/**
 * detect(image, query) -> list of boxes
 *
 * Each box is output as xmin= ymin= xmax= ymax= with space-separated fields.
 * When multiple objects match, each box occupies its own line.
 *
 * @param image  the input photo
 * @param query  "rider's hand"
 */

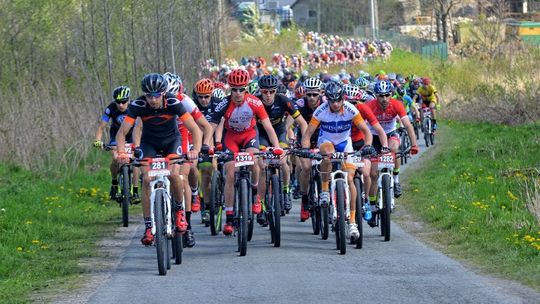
xmin=215 ymin=142 xmax=223 ymax=152
xmin=410 ymin=145 xmax=419 ymax=155
xmin=381 ymin=146 xmax=391 ymax=154
xmin=187 ymin=150 xmax=199 ymax=160
xmin=117 ymin=152 xmax=130 ymax=164
xmin=200 ymin=144 xmax=210 ymax=155
xmin=272 ymin=147 xmax=284 ymax=155
xmin=133 ymin=147 xmax=143 ymax=159
xmin=93 ymin=140 xmax=103 ymax=148
xmin=360 ymin=144 xmax=377 ymax=157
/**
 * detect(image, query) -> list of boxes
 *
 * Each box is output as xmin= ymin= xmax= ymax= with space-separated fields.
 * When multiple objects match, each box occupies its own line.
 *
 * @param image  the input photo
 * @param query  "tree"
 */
xmin=433 ymin=0 xmax=460 ymax=42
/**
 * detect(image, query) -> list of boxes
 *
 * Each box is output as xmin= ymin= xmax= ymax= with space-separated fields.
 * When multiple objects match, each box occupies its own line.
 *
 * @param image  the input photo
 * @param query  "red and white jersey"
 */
xmin=210 ymin=93 xmax=268 ymax=133
xmin=365 ymin=98 xmax=407 ymax=134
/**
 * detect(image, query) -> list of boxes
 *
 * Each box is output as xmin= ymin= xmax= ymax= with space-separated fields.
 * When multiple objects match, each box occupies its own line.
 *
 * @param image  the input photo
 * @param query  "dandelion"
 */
xmin=0 ymin=208 xmax=5 ymax=213
xmin=17 ymin=247 xmax=23 ymax=251
xmin=41 ymin=245 xmax=49 ymax=250
xmin=60 ymin=186 xmax=64 ymax=190
xmin=430 ymin=205 xmax=435 ymax=210
xmin=486 ymin=176 xmax=494 ymax=181
xmin=25 ymin=220 xmax=32 ymax=225
xmin=48 ymin=210 xmax=52 ymax=214
xmin=513 ymin=234 xmax=519 ymax=237
xmin=414 ymin=188 xmax=419 ymax=192
xmin=468 ymin=220 xmax=475 ymax=224
xmin=501 ymin=205 xmax=506 ymax=210
xmin=31 ymin=240 xmax=40 ymax=244
xmin=507 ymin=190 xmax=518 ymax=201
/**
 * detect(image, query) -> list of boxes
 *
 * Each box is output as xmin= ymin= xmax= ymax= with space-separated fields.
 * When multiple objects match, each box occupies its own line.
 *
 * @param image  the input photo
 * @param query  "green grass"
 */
xmin=0 ymin=152 xmax=138 ymax=303
xmin=397 ymin=121 xmax=540 ymax=290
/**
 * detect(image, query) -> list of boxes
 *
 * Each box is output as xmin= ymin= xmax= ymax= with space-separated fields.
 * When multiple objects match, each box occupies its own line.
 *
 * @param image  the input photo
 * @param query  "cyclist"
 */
xmin=295 ymin=77 xmax=324 ymax=222
xmin=255 ymin=74 xmax=308 ymax=220
xmin=395 ymin=86 xmax=420 ymax=124
xmin=94 ymin=86 xmax=141 ymax=203
xmin=301 ymin=81 xmax=375 ymax=241
xmin=365 ymin=80 xmax=418 ymax=226
xmin=115 ymin=73 xmax=202 ymax=246
xmin=414 ymin=76 xmax=440 ymax=130
xmin=163 ymin=72 xmax=213 ymax=247
xmin=208 ymin=69 xmax=282 ymax=236
xmin=344 ymin=84 xmax=388 ymax=202
xmin=192 ymin=78 xmax=221 ymax=226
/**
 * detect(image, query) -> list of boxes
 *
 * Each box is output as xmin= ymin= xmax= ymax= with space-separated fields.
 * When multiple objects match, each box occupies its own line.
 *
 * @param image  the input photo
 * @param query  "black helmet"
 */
xmin=258 ymin=75 xmax=278 ymax=89
xmin=324 ymin=81 xmax=344 ymax=101
xmin=141 ymin=73 xmax=168 ymax=94
xmin=276 ymin=83 xmax=287 ymax=95
xmin=112 ymin=86 xmax=131 ymax=102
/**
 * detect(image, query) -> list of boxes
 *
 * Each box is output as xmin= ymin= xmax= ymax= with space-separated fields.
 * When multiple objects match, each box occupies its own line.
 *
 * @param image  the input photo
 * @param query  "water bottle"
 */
xmin=363 ymin=202 xmax=372 ymax=220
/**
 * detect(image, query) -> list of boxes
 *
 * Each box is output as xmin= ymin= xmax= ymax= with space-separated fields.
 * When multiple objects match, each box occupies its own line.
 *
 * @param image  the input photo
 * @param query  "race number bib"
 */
xmin=148 ymin=158 xmax=170 ymax=177
xmin=234 ymin=152 xmax=255 ymax=167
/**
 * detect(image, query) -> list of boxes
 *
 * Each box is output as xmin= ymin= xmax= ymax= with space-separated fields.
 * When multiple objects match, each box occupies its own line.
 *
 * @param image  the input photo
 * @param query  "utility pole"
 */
xmin=317 ymin=0 xmax=321 ymax=32
xmin=370 ymin=0 xmax=376 ymax=39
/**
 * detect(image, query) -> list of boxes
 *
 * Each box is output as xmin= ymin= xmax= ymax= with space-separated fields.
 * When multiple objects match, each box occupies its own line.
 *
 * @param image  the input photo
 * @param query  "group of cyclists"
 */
xmin=94 ymin=62 xmax=441 ymax=249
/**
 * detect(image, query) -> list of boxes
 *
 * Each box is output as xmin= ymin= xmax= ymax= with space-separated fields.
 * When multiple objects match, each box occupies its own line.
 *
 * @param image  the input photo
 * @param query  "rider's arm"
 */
xmin=95 ymin=120 xmax=107 ymax=142
xmin=372 ymin=122 xmax=388 ymax=147
xmin=293 ymin=114 xmax=308 ymax=139
xmin=132 ymin=117 xmax=142 ymax=147
xmin=195 ymin=116 xmax=214 ymax=147
xmin=115 ymin=118 xmax=135 ymax=154
xmin=352 ymin=114 xmax=373 ymax=146
xmin=180 ymin=113 xmax=202 ymax=154
xmin=260 ymin=118 xmax=281 ymax=148
xmin=302 ymin=119 xmax=318 ymax=148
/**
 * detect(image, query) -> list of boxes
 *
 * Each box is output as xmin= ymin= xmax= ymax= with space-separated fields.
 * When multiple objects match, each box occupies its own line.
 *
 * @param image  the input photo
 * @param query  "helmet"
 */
xmin=294 ymin=84 xmax=305 ymax=99
xmin=360 ymin=90 xmax=370 ymax=102
xmin=276 ymin=84 xmax=288 ymax=95
xmin=194 ymin=78 xmax=214 ymax=95
xmin=247 ymin=80 xmax=260 ymax=95
xmin=396 ymin=74 xmax=405 ymax=84
xmin=212 ymin=88 xmax=226 ymax=100
xmin=141 ymin=73 xmax=168 ymax=94
xmin=213 ymin=81 xmax=225 ymax=89
xmin=258 ymin=75 xmax=278 ymax=89
xmin=388 ymin=73 xmax=397 ymax=81
xmin=343 ymin=84 xmax=361 ymax=101
xmin=301 ymin=70 xmax=309 ymax=77
xmin=227 ymin=69 xmax=250 ymax=87
xmin=374 ymin=80 xmax=392 ymax=95
xmin=396 ymin=87 xmax=405 ymax=97
xmin=422 ymin=77 xmax=431 ymax=85
xmin=163 ymin=72 xmax=182 ymax=95
xmin=303 ymin=77 xmax=322 ymax=90
xmin=112 ymin=86 xmax=131 ymax=102
xmin=355 ymin=77 xmax=370 ymax=89
xmin=324 ymin=81 xmax=344 ymax=101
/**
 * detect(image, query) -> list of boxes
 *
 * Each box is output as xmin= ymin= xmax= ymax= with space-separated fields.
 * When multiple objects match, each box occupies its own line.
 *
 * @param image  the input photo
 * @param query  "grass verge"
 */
xmin=396 ymin=120 xmax=540 ymax=290
xmin=0 ymin=152 xmax=138 ymax=303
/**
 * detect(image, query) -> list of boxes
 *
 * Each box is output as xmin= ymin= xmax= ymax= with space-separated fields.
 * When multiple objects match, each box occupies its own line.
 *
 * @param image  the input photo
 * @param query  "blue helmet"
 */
xmin=374 ymin=80 xmax=392 ymax=95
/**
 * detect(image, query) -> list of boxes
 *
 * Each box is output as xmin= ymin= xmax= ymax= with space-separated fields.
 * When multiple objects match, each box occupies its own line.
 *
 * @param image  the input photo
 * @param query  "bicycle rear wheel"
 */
xmin=271 ymin=174 xmax=281 ymax=247
xmin=310 ymin=177 xmax=320 ymax=235
xmin=120 ymin=165 xmax=130 ymax=227
xmin=336 ymin=180 xmax=346 ymax=255
xmin=154 ymin=190 xmax=167 ymax=275
xmin=170 ymin=200 xmax=183 ymax=265
xmin=381 ymin=175 xmax=392 ymax=242
xmin=424 ymin=119 xmax=431 ymax=147
xmin=321 ymin=205 xmax=329 ymax=240
xmin=238 ymin=179 xmax=248 ymax=256
xmin=210 ymin=170 xmax=222 ymax=236
xmin=354 ymin=177 xmax=363 ymax=249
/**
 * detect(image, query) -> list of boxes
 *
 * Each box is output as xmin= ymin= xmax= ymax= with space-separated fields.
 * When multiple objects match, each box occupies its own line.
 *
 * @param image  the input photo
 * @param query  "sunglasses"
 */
xmin=328 ymin=99 xmax=342 ymax=104
xmin=306 ymin=93 xmax=319 ymax=97
xmin=231 ymin=87 xmax=246 ymax=93
xmin=377 ymin=93 xmax=391 ymax=98
xmin=261 ymin=89 xmax=276 ymax=94
xmin=197 ymin=95 xmax=211 ymax=99
xmin=145 ymin=92 xmax=162 ymax=98
xmin=116 ymin=100 xmax=129 ymax=104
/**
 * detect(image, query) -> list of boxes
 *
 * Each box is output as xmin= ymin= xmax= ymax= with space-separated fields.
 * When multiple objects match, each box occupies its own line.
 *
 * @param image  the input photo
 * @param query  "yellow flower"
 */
xmin=41 ymin=245 xmax=49 ymax=250
xmin=17 ymin=247 xmax=23 ymax=251
xmin=60 ymin=186 xmax=64 ymax=190
xmin=25 ymin=220 xmax=32 ymax=225
xmin=414 ymin=188 xmax=419 ymax=192
xmin=486 ymin=176 xmax=494 ymax=181
xmin=430 ymin=205 xmax=435 ymax=209
xmin=48 ymin=210 xmax=52 ymax=214
xmin=31 ymin=240 xmax=40 ymax=244
xmin=507 ymin=191 xmax=518 ymax=201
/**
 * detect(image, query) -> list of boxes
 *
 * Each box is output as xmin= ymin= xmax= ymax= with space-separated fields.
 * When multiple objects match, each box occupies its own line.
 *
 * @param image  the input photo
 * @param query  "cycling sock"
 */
xmin=369 ymin=195 xmax=377 ymax=205
xmin=350 ymin=210 xmax=356 ymax=224
xmin=301 ymin=194 xmax=308 ymax=206
xmin=191 ymin=186 xmax=198 ymax=196
xmin=252 ymin=184 xmax=258 ymax=197
xmin=394 ymin=174 xmax=400 ymax=183
xmin=132 ymin=186 xmax=138 ymax=194
xmin=112 ymin=179 xmax=118 ymax=185
xmin=225 ymin=207 xmax=233 ymax=215
xmin=144 ymin=217 xmax=152 ymax=229
xmin=174 ymin=200 xmax=183 ymax=211
xmin=433 ymin=119 xmax=437 ymax=124
xmin=283 ymin=184 xmax=289 ymax=193
xmin=186 ymin=211 xmax=192 ymax=229
xmin=393 ymin=168 xmax=400 ymax=175
xmin=322 ymin=182 xmax=329 ymax=192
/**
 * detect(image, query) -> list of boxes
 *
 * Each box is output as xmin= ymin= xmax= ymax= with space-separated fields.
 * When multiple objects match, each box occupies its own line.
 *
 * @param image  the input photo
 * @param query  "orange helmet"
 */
xmin=227 ymin=69 xmax=250 ymax=87
xmin=194 ymin=78 xmax=214 ymax=95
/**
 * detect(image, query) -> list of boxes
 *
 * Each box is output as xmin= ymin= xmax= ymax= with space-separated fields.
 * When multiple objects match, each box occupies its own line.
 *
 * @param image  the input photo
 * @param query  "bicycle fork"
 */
xmin=150 ymin=177 xmax=174 ymax=237
xmin=329 ymin=170 xmax=350 ymax=221
xmin=377 ymin=171 xmax=395 ymax=211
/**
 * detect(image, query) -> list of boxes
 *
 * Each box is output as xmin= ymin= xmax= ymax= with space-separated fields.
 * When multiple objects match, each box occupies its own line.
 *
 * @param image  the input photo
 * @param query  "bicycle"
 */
xmin=104 ymin=143 xmax=134 ymax=227
xmin=370 ymin=151 xmax=397 ymax=242
xmin=209 ymin=158 xmax=225 ymax=236
xmin=397 ymin=127 xmax=411 ymax=165
xmin=350 ymin=153 xmax=370 ymax=249
xmin=421 ymin=107 xmax=435 ymax=147
xmin=260 ymin=148 xmax=287 ymax=247
xmin=132 ymin=155 xmax=185 ymax=275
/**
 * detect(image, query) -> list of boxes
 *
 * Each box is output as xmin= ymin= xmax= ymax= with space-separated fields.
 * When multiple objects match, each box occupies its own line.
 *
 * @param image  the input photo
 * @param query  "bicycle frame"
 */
xmin=149 ymin=173 xmax=174 ymax=237
xmin=376 ymin=155 xmax=395 ymax=211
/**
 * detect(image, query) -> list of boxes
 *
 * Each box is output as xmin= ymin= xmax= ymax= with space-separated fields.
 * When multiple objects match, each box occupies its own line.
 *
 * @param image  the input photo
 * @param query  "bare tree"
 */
xmin=433 ymin=0 xmax=460 ymax=42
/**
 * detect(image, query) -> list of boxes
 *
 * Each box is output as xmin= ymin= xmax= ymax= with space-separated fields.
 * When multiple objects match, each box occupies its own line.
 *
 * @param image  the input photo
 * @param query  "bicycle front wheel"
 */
xmin=154 ymin=190 xmax=167 ymax=275
xmin=310 ymin=177 xmax=320 ymax=235
xmin=271 ymin=174 xmax=281 ymax=247
xmin=239 ymin=179 xmax=249 ymax=256
xmin=336 ymin=180 xmax=346 ymax=255
xmin=381 ymin=175 xmax=392 ymax=242
xmin=354 ymin=177 xmax=363 ymax=249
xmin=120 ymin=165 xmax=130 ymax=227
xmin=210 ymin=170 xmax=222 ymax=236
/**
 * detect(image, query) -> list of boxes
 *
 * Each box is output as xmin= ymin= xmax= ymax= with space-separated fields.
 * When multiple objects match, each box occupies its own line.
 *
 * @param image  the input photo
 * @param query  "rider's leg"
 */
xmin=319 ymin=142 xmax=335 ymax=193
xmin=346 ymin=165 xmax=357 ymax=223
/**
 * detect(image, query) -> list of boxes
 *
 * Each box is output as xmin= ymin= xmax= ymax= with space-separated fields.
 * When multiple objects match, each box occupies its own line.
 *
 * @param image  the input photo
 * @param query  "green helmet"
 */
xmin=247 ymin=80 xmax=260 ymax=95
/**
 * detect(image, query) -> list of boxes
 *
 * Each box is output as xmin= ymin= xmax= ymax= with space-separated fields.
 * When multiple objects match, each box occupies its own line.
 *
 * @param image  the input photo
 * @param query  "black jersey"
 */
xmin=255 ymin=93 xmax=300 ymax=137
xmin=193 ymin=95 xmax=221 ymax=122
xmin=101 ymin=102 xmax=129 ymax=134
xmin=126 ymin=93 xmax=189 ymax=141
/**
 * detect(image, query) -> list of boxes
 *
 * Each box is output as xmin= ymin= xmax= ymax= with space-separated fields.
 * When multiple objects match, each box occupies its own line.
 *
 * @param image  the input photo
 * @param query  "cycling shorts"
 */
xmin=259 ymin=129 xmax=288 ymax=149
xmin=139 ymin=136 xmax=182 ymax=160
xmin=372 ymin=132 xmax=399 ymax=154
xmin=222 ymin=128 xmax=259 ymax=154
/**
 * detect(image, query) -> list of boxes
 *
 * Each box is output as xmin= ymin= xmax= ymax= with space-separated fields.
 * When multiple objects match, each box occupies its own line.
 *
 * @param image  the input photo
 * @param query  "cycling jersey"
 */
xmin=125 ymin=93 xmax=189 ymax=141
xmin=101 ymin=102 xmax=133 ymax=143
xmin=309 ymin=101 xmax=364 ymax=151
xmin=255 ymin=93 xmax=300 ymax=141
xmin=365 ymin=98 xmax=407 ymax=135
xmin=295 ymin=97 xmax=322 ymax=147
xmin=194 ymin=95 xmax=221 ymax=122
xmin=417 ymin=85 xmax=437 ymax=104
xmin=175 ymin=93 xmax=203 ymax=153
xmin=351 ymin=103 xmax=378 ymax=143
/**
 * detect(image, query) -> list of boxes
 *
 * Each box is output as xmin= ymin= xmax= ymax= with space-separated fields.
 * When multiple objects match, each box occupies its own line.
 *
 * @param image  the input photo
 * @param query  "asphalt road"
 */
xmin=87 ymin=135 xmax=539 ymax=304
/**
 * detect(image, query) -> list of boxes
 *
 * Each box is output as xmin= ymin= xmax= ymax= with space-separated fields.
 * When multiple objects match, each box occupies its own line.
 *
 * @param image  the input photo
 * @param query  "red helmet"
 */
xmin=213 ymin=81 xmax=225 ymax=89
xmin=422 ymin=77 xmax=431 ymax=85
xmin=227 ymin=69 xmax=250 ymax=87
xmin=294 ymin=85 xmax=305 ymax=99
